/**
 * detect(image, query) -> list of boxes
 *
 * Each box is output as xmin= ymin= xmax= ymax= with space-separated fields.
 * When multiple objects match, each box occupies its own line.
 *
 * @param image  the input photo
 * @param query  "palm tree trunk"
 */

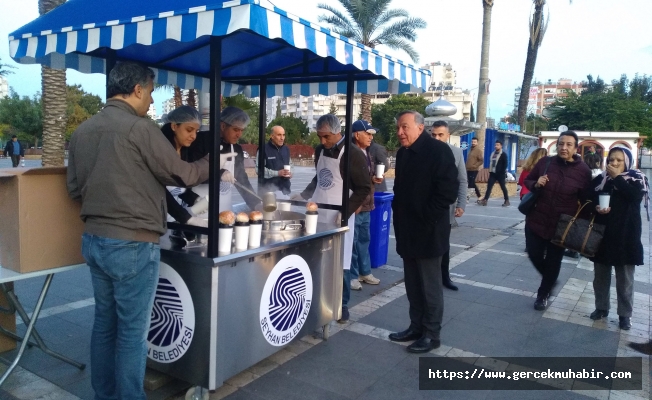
xmin=476 ymin=0 xmax=494 ymax=152
xmin=360 ymin=94 xmax=372 ymax=123
xmin=40 ymin=0 xmax=66 ymax=167
xmin=517 ymin=1 xmax=545 ymax=131
xmin=174 ymin=86 xmax=183 ymax=108
xmin=186 ymin=89 xmax=197 ymax=108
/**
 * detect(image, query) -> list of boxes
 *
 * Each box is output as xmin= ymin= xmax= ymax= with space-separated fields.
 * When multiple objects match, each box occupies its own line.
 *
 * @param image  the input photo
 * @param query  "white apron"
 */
xmin=219 ymin=144 xmax=235 ymax=212
xmin=310 ymin=148 xmax=355 ymax=270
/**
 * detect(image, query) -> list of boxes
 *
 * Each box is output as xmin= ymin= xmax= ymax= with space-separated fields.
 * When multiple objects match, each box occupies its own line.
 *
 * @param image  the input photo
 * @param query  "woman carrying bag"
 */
xmin=523 ymin=131 xmax=591 ymax=311
xmin=588 ymin=146 xmax=648 ymax=330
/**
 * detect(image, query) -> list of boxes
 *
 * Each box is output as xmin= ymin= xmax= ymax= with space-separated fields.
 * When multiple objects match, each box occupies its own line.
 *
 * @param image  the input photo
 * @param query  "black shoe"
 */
xmin=628 ymin=340 xmax=652 ymax=355
xmin=443 ymin=279 xmax=459 ymax=291
xmin=389 ymin=328 xmax=422 ymax=342
xmin=407 ymin=337 xmax=441 ymax=353
xmin=619 ymin=316 xmax=631 ymax=330
xmin=589 ymin=309 xmax=609 ymax=320
xmin=337 ymin=307 xmax=349 ymax=324
xmin=534 ymin=296 xmax=548 ymax=311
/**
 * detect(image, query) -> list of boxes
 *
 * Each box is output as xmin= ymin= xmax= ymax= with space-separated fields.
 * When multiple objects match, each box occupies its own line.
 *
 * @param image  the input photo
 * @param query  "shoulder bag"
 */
xmin=518 ymin=156 xmax=552 ymax=215
xmin=551 ymin=201 xmax=606 ymax=257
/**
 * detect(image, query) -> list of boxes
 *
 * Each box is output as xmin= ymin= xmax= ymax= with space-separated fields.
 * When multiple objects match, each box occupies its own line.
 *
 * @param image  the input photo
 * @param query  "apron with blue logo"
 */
xmin=310 ymin=147 xmax=355 ymax=270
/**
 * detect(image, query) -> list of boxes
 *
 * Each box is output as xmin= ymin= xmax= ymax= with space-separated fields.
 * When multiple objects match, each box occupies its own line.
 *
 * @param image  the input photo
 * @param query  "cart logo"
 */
xmin=147 ymin=263 xmax=195 ymax=363
xmin=318 ymin=168 xmax=335 ymax=190
xmin=260 ymin=255 xmax=313 ymax=346
xmin=461 ymin=141 xmax=468 ymax=150
xmin=220 ymin=181 xmax=232 ymax=194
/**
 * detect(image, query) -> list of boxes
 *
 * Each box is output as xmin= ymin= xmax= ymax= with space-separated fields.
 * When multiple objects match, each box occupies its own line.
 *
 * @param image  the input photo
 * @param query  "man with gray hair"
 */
xmin=67 ymin=62 xmax=210 ymax=399
xmin=293 ymin=114 xmax=371 ymax=322
xmin=389 ymin=110 xmax=458 ymax=353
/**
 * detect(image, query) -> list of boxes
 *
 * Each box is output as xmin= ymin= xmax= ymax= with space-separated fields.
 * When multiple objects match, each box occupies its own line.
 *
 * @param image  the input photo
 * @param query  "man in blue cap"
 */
xmin=350 ymin=120 xmax=384 ymax=291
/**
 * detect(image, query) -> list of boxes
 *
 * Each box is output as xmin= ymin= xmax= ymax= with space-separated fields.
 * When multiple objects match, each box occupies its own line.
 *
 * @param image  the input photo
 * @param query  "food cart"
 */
xmin=9 ymin=0 xmax=430 ymax=393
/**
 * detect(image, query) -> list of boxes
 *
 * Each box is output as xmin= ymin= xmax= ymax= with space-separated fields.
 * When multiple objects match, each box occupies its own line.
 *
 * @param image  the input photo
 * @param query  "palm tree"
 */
xmin=475 ymin=0 xmax=494 ymax=151
xmin=0 ymin=57 xmax=16 ymax=77
xmin=317 ymin=0 xmax=426 ymax=124
xmin=516 ymin=1 xmax=571 ymax=132
xmin=40 ymin=0 xmax=67 ymax=167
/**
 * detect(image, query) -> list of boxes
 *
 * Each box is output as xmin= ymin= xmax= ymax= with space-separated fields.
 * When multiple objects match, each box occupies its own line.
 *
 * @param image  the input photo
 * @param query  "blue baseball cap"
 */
xmin=351 ymin=120 xmax=377 ymax=134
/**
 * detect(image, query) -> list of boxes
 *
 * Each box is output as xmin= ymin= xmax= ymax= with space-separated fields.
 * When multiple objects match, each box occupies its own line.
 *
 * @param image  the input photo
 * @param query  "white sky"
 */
xmin=0 ymin=0 xmax=650 ymax=121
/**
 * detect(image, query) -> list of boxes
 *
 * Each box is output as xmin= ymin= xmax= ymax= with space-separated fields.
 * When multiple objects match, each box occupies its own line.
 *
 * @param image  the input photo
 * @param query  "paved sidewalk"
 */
xmin=0 ymin=164 xmax=650 ymax=399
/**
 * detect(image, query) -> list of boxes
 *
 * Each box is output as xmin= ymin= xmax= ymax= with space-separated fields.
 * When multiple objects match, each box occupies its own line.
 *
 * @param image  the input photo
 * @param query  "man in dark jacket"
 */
xmin=368 ymin=140 xmax=389 ymax=192
xmin=389 ymin=111 xmax=458 ymax=353
xmin=3 ymin=135 xmax=23 ymax=167
xmin=257 ymin=125 xmax=292 ymax=195
xmin=479 ymin=140 xmax=509 ymax=206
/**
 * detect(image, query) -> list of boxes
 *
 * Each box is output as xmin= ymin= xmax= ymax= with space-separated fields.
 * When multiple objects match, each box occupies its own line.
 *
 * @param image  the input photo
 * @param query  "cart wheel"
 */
xmin=322 ymin=323 xmax=330 ymax=340
xmin=185 ymin=386 xmax=209 ymax=400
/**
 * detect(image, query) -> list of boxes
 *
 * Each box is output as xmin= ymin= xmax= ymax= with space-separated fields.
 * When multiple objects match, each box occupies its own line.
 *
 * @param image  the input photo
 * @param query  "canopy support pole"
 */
xmin=341 ymin=75 xmax=354 ymax=227
xmin=257 ymin=80 xmax=267 ymax=191
xmin=208 ymin=37 xmax=223 ymax=258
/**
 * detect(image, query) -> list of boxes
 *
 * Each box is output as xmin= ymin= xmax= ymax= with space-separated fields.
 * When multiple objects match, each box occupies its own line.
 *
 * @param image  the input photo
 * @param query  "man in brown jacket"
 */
xmin=465 ymin=137 xmax=484 ymax=198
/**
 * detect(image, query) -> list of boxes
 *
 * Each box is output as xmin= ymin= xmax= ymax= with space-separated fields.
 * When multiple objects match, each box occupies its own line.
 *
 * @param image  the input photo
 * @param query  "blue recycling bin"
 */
xmin=369 ymin=192 xmax=394 ymax=268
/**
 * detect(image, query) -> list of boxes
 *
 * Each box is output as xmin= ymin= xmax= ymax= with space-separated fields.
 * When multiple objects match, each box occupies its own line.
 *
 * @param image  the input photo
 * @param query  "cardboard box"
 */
xmin=0 ymin=167 xmax=85 ymax=273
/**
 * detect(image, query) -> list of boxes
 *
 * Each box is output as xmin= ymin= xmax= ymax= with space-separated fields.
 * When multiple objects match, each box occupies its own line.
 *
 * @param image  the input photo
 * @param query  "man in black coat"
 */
xmin=389 ymin=111 xmax=459 ymax=353
xmin=3 ymin=135 xmax=23 ymax=168
xmin=479 ymin=140 xmax=510 ymax=206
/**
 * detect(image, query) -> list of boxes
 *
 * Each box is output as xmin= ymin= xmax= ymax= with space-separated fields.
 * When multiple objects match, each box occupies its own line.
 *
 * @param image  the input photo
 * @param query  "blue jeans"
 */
xmin=82 ymin=233 xmax=160 ymax=400
xmin=342 ymin=269 xmax=350 ymax=308
xmin=350 ymin=212 xmax=372 ymax=280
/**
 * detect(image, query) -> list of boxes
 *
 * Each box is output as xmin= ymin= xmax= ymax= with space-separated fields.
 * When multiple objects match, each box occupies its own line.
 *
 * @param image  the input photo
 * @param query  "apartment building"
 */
xmin=0 ymin=76 xmax=8 ymax=99
xmin=514 ymin=78 xmax=585 ymax=116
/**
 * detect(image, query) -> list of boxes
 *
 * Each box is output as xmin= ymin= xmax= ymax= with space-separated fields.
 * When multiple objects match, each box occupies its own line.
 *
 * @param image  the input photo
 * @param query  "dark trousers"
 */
xmin=467 ymin=171 xmax=480 ymax=196
xmin=441 ymin=224 xmax=453 ymax=282
xmin=403 ymin=256 xmax=444 ymax=340
xmin=525 ymin=226 xmax=565 ymax=298
xmin=10 ymin=155 xmax=20 ymax=168
xmin=483 ymin=172 xmax=509 ymax=201
xmin=342 ymin=269 xmax=350 ymax=308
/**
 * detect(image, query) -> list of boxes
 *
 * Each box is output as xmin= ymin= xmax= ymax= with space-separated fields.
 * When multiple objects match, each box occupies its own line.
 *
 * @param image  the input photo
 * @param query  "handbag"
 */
xmin=518 ymin=157 xmax=552 ymax=215
xmin=551 ymin=201 xmax=606 ymax=257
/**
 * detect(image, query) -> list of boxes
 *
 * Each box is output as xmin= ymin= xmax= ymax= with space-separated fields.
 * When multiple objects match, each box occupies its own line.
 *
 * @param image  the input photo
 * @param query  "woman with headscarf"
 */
xmin=588 ymin=146 xmax=649 ymax=330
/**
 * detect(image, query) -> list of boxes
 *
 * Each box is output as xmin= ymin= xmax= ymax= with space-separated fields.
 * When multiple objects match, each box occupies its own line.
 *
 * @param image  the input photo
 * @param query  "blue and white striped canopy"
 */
xmin=9 ymin=0 xmax=430 ymax=97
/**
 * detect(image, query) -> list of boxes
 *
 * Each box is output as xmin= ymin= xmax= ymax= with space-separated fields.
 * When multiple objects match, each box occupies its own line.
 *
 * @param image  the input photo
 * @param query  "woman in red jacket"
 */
xmin=518 ymin=148 xmax=547 ymax=199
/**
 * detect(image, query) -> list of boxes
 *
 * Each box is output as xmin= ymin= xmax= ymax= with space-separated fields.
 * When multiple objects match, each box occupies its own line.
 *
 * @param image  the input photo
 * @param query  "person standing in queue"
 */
xmin=431 ymin=120 xmax=467 ymax=291
xmin=368 ymin=139 xmax=390 ymax=192
xmin=479 ymin=141 xmax=509 ymax=207
xmin=350 ymin=120 xmax=383 ymax=291
xmin=256 ymin=125 xmax=292 ymax=195
xmin=292 ymin=114 xmax=371 ymax=323
xmin=523 ymin=131 xmax=591 ymax=311
xmin=66 ymin=62 xmax=210 ymax=400
xmin=466 ymin=137 xmax=483 ymax=199
xmin=389 ymin=111 xmax=458 ymax=353
xmin=188 ymin=106 xmax=261 ymax=212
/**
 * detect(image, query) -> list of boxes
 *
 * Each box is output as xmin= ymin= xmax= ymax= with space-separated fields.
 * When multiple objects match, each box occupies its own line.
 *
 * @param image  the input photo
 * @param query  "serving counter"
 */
xmin=146 ymin=223 xmax=346 ymax=391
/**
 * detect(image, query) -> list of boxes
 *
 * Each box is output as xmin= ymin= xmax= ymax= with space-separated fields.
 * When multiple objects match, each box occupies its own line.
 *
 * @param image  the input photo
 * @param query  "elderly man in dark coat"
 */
xmin=389 ymin=111 xmax=459 ymax=353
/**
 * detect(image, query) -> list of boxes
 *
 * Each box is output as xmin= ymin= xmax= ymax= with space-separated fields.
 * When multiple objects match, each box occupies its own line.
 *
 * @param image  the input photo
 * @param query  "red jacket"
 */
xmin=518 ymin=170 xmax=530 ymax=199
xmin=524 ymin=155 xmax=591 ymax=240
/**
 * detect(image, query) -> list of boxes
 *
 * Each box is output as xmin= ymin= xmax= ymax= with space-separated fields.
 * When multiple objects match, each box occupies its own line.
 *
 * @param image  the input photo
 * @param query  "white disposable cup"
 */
xmin=234 ymin=225 xmax=250 ymax=250
xmin=249 ymin=223 xmax=263 ymax=248
xmin=375 ymin=164 xmax=385 ymax=179
xmin=218 ymin=227 xmax=233 ymax=253
xmin=599 ymin=194 xmax=610 ymax=210
xmin=190 ymin=195 xmax=209 ymax=215
xmin=284 ymin=165 xmax=291 ymax=171
xmin=305 ymin=213 xmax=318 ymax=234
xmin=278 ymin=202 xmax=291 ymax=211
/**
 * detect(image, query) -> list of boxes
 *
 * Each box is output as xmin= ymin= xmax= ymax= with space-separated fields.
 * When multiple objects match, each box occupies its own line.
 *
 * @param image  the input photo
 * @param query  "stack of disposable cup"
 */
xmin=305 ymin=210 xmax=318 ymax=234
xmin=249 ymin=218 xmax=263 ymax=248
xmin=234 ymin=222 xmax=249 ymax=250
xmin=218 ymin=224 xmax=233 ymax=253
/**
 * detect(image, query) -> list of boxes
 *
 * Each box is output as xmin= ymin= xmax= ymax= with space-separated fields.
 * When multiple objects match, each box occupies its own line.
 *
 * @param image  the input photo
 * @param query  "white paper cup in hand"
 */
xmin=599 ymin=194 xmax=610 ymax=210
xmin=305 ymin=212 xmax=318 ymax=234
xmin=218 ymin=227 xmax=233 ymax=253
xmin=249 ymin=222 xmax=262 ymax=248
xmin=284 ymin=165 xmax=291 ymax=171
xmin=234 ymin=224 xmax=250 ymax=250
xmin=375 ymin=164 xmax=385 ymax=179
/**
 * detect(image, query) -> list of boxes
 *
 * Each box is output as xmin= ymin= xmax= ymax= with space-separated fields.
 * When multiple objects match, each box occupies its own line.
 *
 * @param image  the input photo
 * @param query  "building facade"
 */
xmin=514 ymin=78 xmax=585 ymax=116
xmin=0 ymin=76 xmax=8 ymax=99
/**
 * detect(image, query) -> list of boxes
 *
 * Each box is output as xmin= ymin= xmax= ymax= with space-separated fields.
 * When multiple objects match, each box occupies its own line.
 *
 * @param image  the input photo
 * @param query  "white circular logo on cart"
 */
xmin=147 ymin=263 xmax=195 ymax=363
xmin=260 ymin=255 xmax=313 ymax=346
xmin=318 ymin=168 xmax=335 ymax=190
xmin=383 ymin=211 xmax=388 ymax=222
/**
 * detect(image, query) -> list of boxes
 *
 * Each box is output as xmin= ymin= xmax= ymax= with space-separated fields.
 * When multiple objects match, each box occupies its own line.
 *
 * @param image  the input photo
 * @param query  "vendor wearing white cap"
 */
xmin=292 ymin=114 xmax=371 ymax=323
xmin=188 ymin=106 xmax=261 ymax=212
